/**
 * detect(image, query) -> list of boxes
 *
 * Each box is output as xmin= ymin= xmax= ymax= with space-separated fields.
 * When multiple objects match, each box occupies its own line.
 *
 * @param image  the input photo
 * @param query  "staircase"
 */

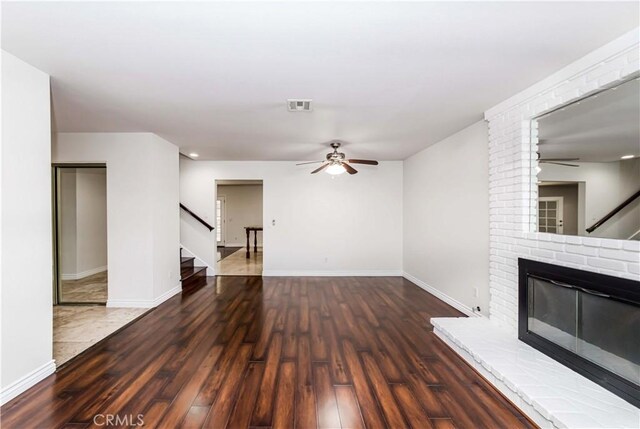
xmin=180 ymin=250 xmax=208 ymax=290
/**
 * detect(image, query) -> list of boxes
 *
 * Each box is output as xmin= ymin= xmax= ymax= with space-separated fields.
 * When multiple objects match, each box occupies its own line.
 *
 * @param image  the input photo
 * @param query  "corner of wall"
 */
xmin=1 ymin=51 xmax=53 ymax=405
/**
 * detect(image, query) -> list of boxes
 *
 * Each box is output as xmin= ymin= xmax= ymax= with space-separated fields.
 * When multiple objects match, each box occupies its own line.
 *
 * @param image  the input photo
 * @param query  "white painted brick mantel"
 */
xmin=484 ymin=28 xmax=640 ymax=330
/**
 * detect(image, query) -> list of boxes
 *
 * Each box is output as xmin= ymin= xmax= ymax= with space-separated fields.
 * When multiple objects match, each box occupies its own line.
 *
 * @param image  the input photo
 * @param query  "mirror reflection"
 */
xmin=56 ymin=167 xmax=108 ymax=303
xmin=535 ymin=78 xmax=640 ymax=240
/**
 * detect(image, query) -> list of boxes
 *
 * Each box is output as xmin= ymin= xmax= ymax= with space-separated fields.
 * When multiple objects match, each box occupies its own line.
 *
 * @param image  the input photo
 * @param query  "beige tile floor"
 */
xmin=60 ymin=271 xmax=107 ymax=303
xmin=216 ymin=247 xmax=263 ymax=276
xmin=53 ymin=306 xmax=148 ymax=366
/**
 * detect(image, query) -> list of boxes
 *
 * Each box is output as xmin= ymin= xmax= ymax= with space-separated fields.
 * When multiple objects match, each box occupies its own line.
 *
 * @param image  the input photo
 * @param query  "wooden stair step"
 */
xmin=180 ymin=256 xmax=195 ymax=268
xmin=181 ymin=265 xmax=207 ymax=291
xmin=180 ymin=265 xmax=206 ymax=281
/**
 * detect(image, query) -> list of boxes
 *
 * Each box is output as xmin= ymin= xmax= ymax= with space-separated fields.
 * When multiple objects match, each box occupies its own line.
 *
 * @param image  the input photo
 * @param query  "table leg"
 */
xmin=246 ymin=229 xmax=250 ymax=258
xmin=254 ymin=231 xmax=258 ymax=253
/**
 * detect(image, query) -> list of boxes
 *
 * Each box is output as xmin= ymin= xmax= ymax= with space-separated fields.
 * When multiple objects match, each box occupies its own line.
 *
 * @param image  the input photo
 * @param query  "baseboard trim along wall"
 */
xmin=107 ymin=299 xmax=156 ymax=308
xmin=0 ymin=359 xmax=56 ymax=406
xmin=262 ymin=270 xmax=403 ymax=277
xmin=106 ymin=283 xmax=182 ymax=309
xmin=403 ymin=272 xmax=482 ymax=318
xmin=60 ymin=266 xmax=107 ymax=281
xmin=152 ymin=284 xmax=182 ymax=307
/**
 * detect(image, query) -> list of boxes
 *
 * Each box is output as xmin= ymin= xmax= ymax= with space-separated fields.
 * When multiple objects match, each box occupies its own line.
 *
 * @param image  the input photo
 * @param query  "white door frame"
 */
xmin=216 ymin=195 xmax=226 ymax=246
xmin=539 ymin=196 xmax=564 ymax=235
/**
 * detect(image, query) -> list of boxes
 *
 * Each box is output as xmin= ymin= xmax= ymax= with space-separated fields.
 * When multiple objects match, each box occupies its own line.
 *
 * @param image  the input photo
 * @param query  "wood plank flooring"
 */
xmin=0 ymin=276 xmax=537 ymax=428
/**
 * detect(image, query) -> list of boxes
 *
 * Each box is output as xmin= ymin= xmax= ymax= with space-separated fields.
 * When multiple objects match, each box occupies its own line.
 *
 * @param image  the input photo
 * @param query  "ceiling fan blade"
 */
xmin=342 ymin=162 xmax=358 ymax=175
xmin=541 ymin=161 xmax=580 ymax=167
xmin=539 ymin=158 xmax=580 ymax=162
xmin=311 ymin=163 xmax=330 ymax=174
xmin=347 ymin=159 xmax=379 ymax=165
xmin=296 ymin=160 xmax=324 ymax=166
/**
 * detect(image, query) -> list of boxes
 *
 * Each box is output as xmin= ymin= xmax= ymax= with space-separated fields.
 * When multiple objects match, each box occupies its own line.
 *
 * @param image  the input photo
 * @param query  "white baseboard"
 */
xmin=181 ymin=244 xmax=216 ymax=276
xmin=152 ymin=284 xmax=182 ymax=307
xmin=262 ymin=270 xmax=403 ymax=277
xmin=0 ymin=359 xmax=56 ymax=406
xmin=60 ymin=266 xmax=107 ymax=281
xmin=107 ymin=299 xmax=155 ymax=308
xmin=107 ymin=283 xmax=181 ymax=309
xmin=403 ymin=272 xmax=482 ymax=318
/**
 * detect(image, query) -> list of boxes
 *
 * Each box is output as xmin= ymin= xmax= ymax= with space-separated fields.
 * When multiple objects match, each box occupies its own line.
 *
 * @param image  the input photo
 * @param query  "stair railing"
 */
xmin=586 ymin=189 xmax=640 ymax=234
xmin=180 ymin=203 xmax=214 ymax=231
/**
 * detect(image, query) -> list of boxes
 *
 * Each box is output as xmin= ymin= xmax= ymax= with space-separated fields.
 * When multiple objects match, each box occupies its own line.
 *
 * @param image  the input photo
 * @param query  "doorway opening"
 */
xmin=539 ymin=182 xmax=581 ymax=236
xmin=53 ymin=165 xmax=108 ymax=304
xmin=52 ymin=165 xmax=147 ymax=367
xmin=215 ymin=180 xmax=263 ymax=276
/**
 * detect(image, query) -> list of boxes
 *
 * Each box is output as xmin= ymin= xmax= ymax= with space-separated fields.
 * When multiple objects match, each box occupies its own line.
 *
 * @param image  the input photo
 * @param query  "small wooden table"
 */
xmin=245 ymin=226 xmax=263 ymax=258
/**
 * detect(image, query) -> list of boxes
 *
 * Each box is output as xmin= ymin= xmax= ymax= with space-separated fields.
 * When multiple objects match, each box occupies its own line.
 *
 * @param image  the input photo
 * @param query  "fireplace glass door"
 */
xmin=528 ymin=276 xmax=640 ymax=386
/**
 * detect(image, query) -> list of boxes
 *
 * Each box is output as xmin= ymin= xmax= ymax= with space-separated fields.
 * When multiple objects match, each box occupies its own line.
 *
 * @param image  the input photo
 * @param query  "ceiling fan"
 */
xmin=297 ymin=141 xmax=379 ymax=175
xmin=537 ymin=153 xmax=580 ymax=167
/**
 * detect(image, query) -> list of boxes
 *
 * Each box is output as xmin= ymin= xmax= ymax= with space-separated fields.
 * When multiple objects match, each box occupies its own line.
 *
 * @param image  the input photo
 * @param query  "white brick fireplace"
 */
xmin=433 ymin=28 xmax=640 ymax=429
xmin=485 ymin=29 xmax=640 ymax=330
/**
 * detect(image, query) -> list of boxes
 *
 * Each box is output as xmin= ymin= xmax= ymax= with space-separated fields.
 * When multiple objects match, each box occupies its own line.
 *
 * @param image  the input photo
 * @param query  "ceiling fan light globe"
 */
xmin=326 ymin=163 xmax=346 ymax=175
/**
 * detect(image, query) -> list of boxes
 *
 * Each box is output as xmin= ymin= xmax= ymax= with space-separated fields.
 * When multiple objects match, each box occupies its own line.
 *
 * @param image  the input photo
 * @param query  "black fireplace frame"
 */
xmin=518 ymin=258 xmax=640 ymax=407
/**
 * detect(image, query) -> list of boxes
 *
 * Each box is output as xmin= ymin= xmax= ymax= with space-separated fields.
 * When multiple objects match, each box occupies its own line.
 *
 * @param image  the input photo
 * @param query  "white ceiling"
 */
xmin=2 ymin=2 xmax=638 ymax=160
xmin=539 ymin=78 xmax=640 ymax=162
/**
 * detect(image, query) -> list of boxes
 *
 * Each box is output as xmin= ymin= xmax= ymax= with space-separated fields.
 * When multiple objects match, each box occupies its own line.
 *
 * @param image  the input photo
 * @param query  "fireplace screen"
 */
xmin=519 ymin=258 xmax=640 ymax=407
xmin=528 ymin=276 xmax=639 ymax=385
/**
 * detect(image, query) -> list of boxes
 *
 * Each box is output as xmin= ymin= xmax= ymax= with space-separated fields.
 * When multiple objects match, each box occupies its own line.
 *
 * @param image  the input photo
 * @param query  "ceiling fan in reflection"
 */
xmin=537 ymin=153 xmax=580 ymax=167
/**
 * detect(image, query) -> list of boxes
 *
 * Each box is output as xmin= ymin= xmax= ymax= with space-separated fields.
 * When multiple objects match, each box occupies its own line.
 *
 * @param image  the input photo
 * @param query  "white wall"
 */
xmin=59 ymin=169 xmax=108 ymax=279
xmin=53 ymin=133 xmax=180 ymax=307
xmin=180 ymin=159 xmax=403 ymax=275
xmin=150 ymin=134 xmax=181 ymax=300
xmin=217 ymin=184 xmax=263 ymax=247
xmin=58 ymin=168 xmax=107 ymax=280
xmin=59 ymin=170 xmax=78 ymax=276
xmin=539 ymin=159 xmax=640 ymax=239
xmin=75 ymin=169 xmax=107 ymax=275
xmin=403 ymin=121 xmax=490 ymax=316
xmin=1 ymin=51 xmax=54 ymax=404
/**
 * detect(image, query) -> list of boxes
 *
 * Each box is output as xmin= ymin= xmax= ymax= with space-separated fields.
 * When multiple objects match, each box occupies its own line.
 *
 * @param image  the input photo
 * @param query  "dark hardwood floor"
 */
xmin=0 ymin=276 xmax=537 ymax=428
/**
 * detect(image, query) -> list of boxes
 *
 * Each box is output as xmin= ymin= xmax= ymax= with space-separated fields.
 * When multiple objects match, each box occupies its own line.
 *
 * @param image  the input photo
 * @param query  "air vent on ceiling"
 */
xmin=287 ymin=99 xmax=313 ymax=112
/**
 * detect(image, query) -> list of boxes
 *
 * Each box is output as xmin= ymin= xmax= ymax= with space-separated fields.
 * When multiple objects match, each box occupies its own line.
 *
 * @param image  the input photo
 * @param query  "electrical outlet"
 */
xmin=473 ymin=287 xmax=478 ymax=298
